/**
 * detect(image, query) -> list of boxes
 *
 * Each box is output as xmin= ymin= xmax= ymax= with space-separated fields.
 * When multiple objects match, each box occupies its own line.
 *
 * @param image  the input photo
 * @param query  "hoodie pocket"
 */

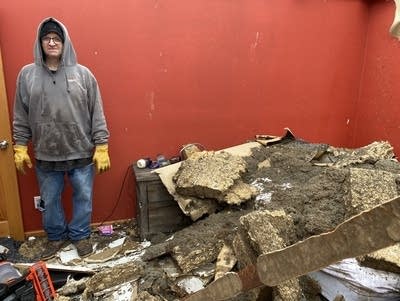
xmin=34 ymin=122 xmax=92 ymax=158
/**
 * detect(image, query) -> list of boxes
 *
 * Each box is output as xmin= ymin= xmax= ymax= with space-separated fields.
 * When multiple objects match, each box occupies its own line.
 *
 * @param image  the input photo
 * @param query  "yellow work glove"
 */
xmin=93 ymin=144 xmax=111 ymax=174
xmin=13 ymin=145 xmax=32 ymax=174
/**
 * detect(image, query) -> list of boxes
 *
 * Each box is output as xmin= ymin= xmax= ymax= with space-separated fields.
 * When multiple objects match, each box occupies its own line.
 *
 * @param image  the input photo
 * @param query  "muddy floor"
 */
xmin=2 ymin=137 xmax=400 ymax=300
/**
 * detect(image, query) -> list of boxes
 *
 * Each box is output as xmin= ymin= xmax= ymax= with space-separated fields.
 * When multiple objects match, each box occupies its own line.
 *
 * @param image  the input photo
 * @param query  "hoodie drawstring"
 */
xmin=64 ymin=69 xmax=70 ymax=93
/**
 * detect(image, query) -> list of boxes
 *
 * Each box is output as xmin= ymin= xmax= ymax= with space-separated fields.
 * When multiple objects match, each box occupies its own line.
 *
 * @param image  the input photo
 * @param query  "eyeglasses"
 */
xmin=41 ymin=36 xmax=62 ymax=44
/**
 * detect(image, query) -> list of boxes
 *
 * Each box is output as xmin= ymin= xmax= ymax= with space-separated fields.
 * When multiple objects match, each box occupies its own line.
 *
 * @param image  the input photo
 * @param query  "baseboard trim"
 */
xmin=23 ymin=218 xmax=135 ymax=238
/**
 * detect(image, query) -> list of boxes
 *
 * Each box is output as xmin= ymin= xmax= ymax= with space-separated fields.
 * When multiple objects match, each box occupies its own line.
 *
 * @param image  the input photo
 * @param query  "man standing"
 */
xmin=13 ymin=17 xmax=110 ymax=260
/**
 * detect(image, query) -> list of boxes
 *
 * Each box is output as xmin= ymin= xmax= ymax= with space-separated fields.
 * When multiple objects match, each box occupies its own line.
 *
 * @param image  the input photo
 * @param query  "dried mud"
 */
xmin=4 ymin=139 xmax=400 ymax=300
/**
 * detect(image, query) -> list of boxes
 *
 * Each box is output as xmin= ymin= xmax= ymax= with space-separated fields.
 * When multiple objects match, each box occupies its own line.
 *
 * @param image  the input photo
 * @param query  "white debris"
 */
xmin=108 ymin=237 xmax=126 ymax=248
xmin=0 ymin=245 xmax=9 ymax=255
xmin=281 ymin=182 xmax=292 ymax=190
xmin=309 ymin=258 xmax=400 ymax=301
xmin=255 ymin=192 xmax=272 ymax=203
xmin=176 ymin=276 xmax=205 ymax=294
xmin=92 ymin=281 xmax=137 ymax=301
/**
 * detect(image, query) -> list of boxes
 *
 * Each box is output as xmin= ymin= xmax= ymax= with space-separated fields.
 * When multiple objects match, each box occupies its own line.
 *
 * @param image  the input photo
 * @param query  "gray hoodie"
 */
xmin=13 ymin=17 xmax=109 ymax=161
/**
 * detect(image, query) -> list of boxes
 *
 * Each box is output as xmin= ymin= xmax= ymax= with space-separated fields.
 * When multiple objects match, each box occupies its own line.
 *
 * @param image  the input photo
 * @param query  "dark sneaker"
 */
xmin=73 ymin=239 xmax=93 ymax=257
xmin=41 ymin=240 xmax=69 ymax=260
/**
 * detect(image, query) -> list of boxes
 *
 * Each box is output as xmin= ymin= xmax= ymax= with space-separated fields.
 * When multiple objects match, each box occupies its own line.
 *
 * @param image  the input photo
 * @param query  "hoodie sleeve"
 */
xmin=13 ymin=69 xmax=32 ymax=146
xmin=85 ymin=67 xmax=109 ymax=145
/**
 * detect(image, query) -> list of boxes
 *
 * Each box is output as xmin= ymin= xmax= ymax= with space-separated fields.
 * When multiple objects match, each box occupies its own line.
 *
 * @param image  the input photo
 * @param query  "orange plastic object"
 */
xmin=26 ymin=261 xmax=56 ymax=301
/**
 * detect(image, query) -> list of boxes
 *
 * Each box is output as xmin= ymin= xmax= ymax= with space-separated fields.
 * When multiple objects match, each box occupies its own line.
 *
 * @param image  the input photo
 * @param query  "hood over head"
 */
xmin=34 ymin=17 xmax=77 ymax=67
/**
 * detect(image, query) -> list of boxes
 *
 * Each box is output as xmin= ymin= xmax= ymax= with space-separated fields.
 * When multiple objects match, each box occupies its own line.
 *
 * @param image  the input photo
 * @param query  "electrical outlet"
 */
xmin=33 ymin=196 xmax=44 ymax=211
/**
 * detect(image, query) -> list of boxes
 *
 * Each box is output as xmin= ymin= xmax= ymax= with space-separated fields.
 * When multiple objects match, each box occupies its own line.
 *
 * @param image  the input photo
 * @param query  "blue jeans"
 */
xmin=35 ymin=164 xmax=95 ymax=241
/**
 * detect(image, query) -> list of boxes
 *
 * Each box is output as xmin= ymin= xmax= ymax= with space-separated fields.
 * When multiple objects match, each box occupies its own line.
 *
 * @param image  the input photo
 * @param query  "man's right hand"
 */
xmin=92 ymin=144 xmax=111 ymax=174
xmin=13 ymin=145 xmax=32 ymax=174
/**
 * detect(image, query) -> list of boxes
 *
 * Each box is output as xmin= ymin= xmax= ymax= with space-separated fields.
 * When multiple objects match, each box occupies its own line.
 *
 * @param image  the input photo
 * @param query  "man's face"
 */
xmin=41 ymin=33 xmax=63 ymax=60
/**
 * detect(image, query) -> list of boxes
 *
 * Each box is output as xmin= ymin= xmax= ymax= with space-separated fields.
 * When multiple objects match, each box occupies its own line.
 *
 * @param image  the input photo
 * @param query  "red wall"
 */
xmin=0 ymin=1 xmax=371 ymax=232
xmin=353 ymin=1 xmax=400 ymax=151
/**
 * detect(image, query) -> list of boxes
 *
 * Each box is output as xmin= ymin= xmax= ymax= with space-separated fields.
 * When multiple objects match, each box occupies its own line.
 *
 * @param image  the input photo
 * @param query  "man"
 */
xmin=13 ymin=17 xmax=110 ymax=260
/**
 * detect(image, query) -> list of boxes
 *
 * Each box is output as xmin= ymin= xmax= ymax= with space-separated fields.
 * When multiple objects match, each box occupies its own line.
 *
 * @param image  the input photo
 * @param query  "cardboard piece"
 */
xmin=257 ymin=196 xmax=400 ymax=286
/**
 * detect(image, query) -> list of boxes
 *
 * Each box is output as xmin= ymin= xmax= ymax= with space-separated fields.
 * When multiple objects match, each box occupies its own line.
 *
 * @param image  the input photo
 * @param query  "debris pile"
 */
xmin=2 ymin=133 xmax=400 ymax=300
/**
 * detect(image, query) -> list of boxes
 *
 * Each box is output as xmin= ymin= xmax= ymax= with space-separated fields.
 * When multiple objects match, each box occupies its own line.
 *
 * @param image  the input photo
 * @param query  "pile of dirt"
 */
xmin=3 ymin=137 xmax=400 ymax=301
xmin=133 ymin=138 xmax=400 ymax=300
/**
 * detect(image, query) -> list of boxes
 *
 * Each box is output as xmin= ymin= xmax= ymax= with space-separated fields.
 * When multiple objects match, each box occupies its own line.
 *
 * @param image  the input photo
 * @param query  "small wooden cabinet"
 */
xmin=133 ymin=166 xmax=191 ymax=240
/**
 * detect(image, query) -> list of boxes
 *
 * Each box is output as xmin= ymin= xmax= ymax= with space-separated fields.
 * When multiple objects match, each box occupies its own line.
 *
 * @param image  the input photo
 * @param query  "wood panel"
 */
xmin=0 ymin=220 xmax=10 ymax=237
xmin=0 ymin=46 xmax=25 ymax=240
